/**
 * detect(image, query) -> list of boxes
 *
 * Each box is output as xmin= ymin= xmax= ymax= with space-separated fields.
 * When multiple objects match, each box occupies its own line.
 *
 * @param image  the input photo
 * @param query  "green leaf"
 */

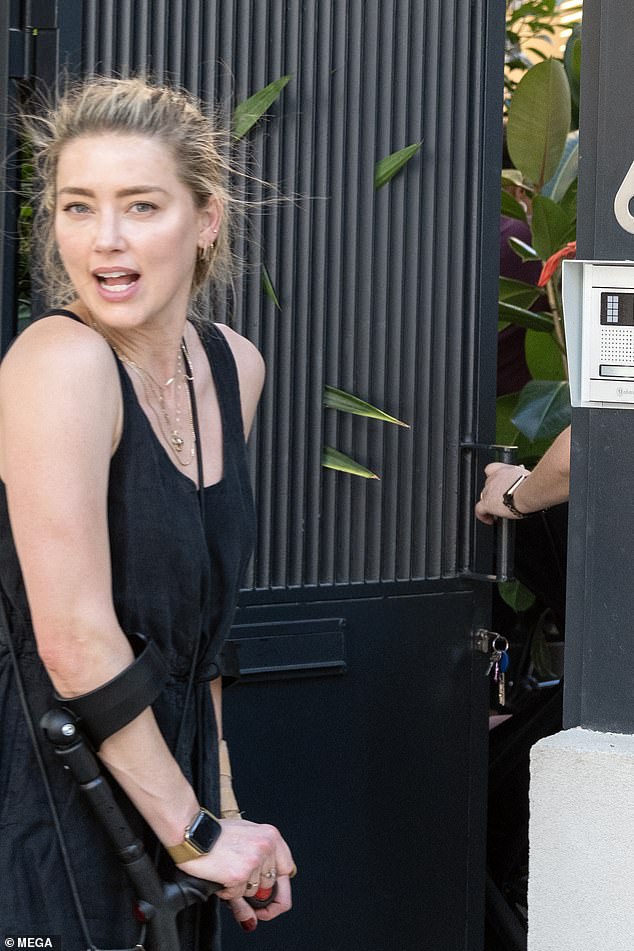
xmin=511 ymin=380 xmax=571 ymax=442
xmin=374 ymin=143 xmax=421 ymax=190
xmin=506 ymin=59 xmax=571 ymax=188
xmin=564 ymin=25 xmax=582 ymax=122
xmin=499 ymin=276 xmax=543 ymax=309
xmin=559 ymin=178 xmax=578 ymax=219
xmin=508 ymin=236 xmax=540 ymax=261
xmin=233 ymin=75 xmax=292 ymax=140
xmin=498 ymin=579 xmax=536 ymax=613
xmin=323 ymin=385 xmax=409 ymax=427
xmin=499 ymin=300 xmax=553 ymax=332
xmin=530 ymin=194 xmax=574 ymax=261
xmin=507 ymin=1 xmax=557 ymax=26
xmin=525 ymin=329 xmax=566 ymax=381
xmin=501 ymin=190 xmax=528 ymax=222
xmin=496 ymin=393 xmax=551 ymax=464
xmin=261 ymin=264 xmax=281 ymax=309
xmin=322 ymin=446 xmax=380 ymax=480
xmin=541 ymin=132 xmax=578 ymax=204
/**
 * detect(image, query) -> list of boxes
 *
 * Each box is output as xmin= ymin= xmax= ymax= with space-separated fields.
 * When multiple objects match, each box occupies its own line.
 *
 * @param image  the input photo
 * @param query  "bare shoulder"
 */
xmin=0 ymin=316 xmax=121 ymax=473
xmin=214 ymin=324 xmax=265 ymax=436
xmin=1 ymin=314 xmax=117 ymax=384
xmin=215 ymin=324 xmax=265 ymax=392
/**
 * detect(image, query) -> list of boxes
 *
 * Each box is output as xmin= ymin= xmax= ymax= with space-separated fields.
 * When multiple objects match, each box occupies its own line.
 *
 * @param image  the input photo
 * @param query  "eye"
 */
xmin=62 ymin=202 xmax=91 ymax=215
xmin=130 ymin=201 xmax=158 ymax=214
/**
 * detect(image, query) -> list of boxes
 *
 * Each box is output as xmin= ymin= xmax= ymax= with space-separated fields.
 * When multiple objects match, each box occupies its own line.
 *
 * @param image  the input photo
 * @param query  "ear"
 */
xmin=198 ymin=196 xmax=223 ymax=249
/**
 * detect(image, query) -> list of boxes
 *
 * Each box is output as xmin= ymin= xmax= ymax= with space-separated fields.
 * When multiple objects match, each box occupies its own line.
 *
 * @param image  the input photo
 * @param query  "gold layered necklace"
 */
xmin=113 ymin=339 xmax=197 ymax=466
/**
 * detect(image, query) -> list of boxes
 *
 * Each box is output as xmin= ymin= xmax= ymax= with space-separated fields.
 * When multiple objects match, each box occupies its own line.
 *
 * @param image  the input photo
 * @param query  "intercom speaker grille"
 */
xmin=600 ymin=328 xmax=634 ymax=363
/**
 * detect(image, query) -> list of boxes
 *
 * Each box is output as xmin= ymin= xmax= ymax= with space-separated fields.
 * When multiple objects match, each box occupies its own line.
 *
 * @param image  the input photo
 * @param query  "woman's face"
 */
xmin=54 ymin=133 xmax=220 ymax=334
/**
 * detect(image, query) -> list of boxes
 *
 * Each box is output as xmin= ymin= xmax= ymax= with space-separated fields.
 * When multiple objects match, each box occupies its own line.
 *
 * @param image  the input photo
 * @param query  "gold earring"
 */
xmin=198 ymin=244 xmax=211 ymax=262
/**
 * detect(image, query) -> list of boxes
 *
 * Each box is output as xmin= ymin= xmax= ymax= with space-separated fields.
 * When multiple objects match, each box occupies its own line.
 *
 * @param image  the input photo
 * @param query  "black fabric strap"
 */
xmin=56 ymin=633 xmax=169 ymax=750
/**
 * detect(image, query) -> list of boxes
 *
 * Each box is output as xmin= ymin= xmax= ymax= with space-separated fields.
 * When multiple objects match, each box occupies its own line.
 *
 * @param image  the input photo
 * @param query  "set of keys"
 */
xmin=487 ymin=634 xmax=510 ymax=707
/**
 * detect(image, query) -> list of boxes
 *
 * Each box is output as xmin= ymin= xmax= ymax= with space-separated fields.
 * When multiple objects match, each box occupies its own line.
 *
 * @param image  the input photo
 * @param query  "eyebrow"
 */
xmin=56 ymin=186 xmax=170 ymax=198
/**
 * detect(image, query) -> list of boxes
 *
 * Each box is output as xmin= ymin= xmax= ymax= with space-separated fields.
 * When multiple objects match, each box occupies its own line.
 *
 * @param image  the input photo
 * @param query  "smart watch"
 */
xmin=502 ymin=471 xmax=530 ymax=518
xmin=166 ymin=807 xmax=222 ymax=864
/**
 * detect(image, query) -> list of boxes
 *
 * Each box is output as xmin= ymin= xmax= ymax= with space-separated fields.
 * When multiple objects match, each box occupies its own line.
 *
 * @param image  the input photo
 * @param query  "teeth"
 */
xmin=97 ymin=270 xmax=129 ymax=278
xmin=107 ymin=284 xmax=131 ymax=292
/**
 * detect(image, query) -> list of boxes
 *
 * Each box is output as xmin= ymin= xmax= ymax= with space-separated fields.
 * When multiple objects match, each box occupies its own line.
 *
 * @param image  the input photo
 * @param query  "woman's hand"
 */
xmin=475 ymin=462 xmax=528 ymax=524
xmin=175 ymin=816 xmax=294 ymax=931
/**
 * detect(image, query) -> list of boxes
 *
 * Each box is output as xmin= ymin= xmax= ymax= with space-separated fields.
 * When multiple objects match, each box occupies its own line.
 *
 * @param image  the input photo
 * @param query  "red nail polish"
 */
xmin=255 ymin=886 xmax=273 ymax=901
xmin=240 ymin=919 xmax=257 ymax=933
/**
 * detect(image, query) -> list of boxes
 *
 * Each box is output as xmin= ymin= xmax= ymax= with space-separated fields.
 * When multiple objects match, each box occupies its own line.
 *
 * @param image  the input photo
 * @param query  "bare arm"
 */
xmin=0 ymin=317 xmax=292 ymax=903
xmin=475 ymin=425 xmax=571 ymax=524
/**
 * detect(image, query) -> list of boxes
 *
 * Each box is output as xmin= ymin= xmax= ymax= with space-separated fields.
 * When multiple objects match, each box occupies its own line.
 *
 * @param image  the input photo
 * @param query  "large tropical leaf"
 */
xmin=530 ymin=194 xmax=576 ymax=261
xmin=541 ymin=131 xmax=579 ymax=204
xmin=496 ymin=392 xmax=551 ymax=464
xmin=564 ymin=24 xmax=582 ymax=127
xmin=233 ymin=75 xmax=292 ymax=140
xmin=498 ymin=579 xmax=536 ymax=612
xmin=499 ymin=300 xmax=553 ymax=332
xmin=501 ymin=190 xmax=528 ymax=222
xmin=323 ymin=386 xmax=409 ymax=426
xmin=506 ymin=59 xmax=571 ymax=188
xmin=511 ymin=379 xmax=571 ymax=442
xmin=525 ymin=328 xmax=566 ymax=381
xmin=499 ymin=276 xmax=543 ymax=309
xmin=508 ymin=236 xmax=540 ymax=262
xmin=559 ymin=178 xmax=578 ymax=220
xmin=374 ymin=143 xmax=421 ymax=190
xmin=322 ymin=446 xmax=379 ymax=480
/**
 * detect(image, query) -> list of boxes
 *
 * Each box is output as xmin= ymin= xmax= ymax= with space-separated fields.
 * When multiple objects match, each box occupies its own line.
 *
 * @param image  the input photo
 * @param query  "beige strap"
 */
xmin=219 ymin=738 xmax=242 ymax=818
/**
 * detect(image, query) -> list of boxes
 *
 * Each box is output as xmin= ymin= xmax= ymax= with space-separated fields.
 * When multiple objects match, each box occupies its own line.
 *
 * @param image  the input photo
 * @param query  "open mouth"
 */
xmin=94 ymin=270 xmax=140 ymax=292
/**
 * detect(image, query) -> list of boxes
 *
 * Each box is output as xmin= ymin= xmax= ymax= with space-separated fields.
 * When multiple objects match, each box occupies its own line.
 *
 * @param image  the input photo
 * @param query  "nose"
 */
xmin=92 ymin=211 xmax=126 ymax=252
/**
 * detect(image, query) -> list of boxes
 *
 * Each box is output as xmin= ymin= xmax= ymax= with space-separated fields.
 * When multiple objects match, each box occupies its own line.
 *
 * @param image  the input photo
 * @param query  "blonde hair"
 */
xmin=23 ymin=76 xmax=237 ymax=318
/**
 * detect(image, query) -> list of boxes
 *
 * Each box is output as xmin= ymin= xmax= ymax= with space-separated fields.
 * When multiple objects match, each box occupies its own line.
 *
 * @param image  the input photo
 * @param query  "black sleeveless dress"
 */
xmin=0 ymin=312 xmax=256 ymax=949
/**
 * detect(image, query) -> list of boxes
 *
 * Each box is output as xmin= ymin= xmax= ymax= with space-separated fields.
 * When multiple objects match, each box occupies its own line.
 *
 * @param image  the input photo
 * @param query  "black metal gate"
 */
xmin=0 ymin=2 xmax=505 ymax=948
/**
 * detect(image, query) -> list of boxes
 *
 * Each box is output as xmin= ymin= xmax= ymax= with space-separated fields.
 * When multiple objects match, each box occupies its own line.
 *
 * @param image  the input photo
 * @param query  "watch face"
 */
xmin=189 ymin=810 xmax=221 ymax=853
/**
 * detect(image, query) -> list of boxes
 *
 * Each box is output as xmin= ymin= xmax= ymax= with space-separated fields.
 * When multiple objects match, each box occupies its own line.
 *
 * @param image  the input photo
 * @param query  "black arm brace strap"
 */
xmin=56 ymin=633 xmax=169 ymax=750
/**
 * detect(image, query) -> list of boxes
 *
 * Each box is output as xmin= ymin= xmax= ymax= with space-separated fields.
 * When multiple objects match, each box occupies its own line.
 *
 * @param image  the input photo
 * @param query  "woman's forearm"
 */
xmin=512 ymin=425 xmax=571 ymax=513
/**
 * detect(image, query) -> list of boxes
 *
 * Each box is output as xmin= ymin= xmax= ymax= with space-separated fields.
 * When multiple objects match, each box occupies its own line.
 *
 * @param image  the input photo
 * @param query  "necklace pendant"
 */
xmin=170 ymin=432 xmax=184 ymax=452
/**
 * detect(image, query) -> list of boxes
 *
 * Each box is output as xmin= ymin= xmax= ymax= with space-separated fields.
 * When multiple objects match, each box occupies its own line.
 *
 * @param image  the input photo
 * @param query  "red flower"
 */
xmin=537 ymin=241 xmax=577 ymax=287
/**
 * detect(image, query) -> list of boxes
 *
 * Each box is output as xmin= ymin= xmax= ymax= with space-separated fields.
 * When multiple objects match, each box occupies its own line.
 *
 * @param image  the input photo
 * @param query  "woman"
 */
xmin=0 ymin=77 xmax=294 ymax=948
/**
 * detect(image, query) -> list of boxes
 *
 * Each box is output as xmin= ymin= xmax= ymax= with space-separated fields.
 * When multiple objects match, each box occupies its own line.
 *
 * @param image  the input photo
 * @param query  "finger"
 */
xmin=475 ymin=501 xmax=495 ymax=525
xmin=258 ymin=859 xmax=278 ymax=892
xmin=273 ymin=841 xmax=296 ymax=879
xmin=483 ymin=461 xmax=505 ymax=477
xmin=244 ymin=870 xmax=261 ymax=898
xmin=227 ymin=897 xmax=258 ymax=934
xmin=254 ymin=873 xmax=292 ymax=922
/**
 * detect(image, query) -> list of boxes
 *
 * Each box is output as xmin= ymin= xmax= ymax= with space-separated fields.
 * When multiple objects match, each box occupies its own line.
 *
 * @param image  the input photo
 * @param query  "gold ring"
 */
xmin=263 ymin=867 xmax=277 ymax=880
xmin=246 ymin=881 xmax=258 ymax=890
xmin=289 ymin=864 xmax=297 ymax=879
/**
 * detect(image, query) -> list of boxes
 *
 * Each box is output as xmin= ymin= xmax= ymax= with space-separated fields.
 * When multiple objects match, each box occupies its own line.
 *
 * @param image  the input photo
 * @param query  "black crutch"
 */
xmin=41 ymin=708 xmax=274 ymax=951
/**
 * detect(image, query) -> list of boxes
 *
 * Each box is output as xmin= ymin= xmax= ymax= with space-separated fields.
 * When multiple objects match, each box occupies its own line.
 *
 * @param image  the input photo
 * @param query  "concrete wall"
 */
xmin=529 ymin=728 xmax=634 ymax=951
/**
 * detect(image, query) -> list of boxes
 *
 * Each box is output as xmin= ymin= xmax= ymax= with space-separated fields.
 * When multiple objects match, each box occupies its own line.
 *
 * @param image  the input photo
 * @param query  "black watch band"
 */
xmin=502 ymin=471 xmax=529 ymax=518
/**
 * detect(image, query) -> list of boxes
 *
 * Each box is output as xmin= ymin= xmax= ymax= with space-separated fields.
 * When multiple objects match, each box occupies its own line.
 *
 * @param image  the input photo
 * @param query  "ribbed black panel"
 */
xmin=72 ymin=0 xmax=498 ymax=589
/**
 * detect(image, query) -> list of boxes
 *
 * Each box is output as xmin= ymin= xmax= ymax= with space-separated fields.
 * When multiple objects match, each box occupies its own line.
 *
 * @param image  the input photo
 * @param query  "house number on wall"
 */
xmin=614 ymin=159 xmax=634 ymax=234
